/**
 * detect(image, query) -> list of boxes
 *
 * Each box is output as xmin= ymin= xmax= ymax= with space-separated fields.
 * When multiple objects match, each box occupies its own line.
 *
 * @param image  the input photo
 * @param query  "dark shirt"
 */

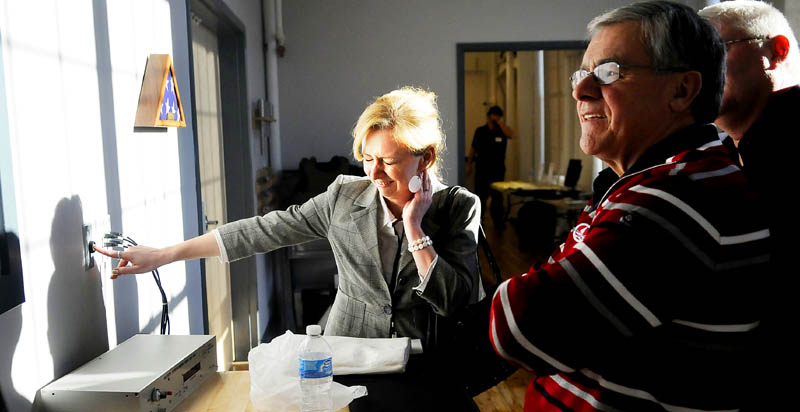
xmin=472 ymin=124 xmax=509 ymax=175
xmin=735 ymin=85 xmax=800 ymax=409
xmin=737 ymin=85 xmax=799 ymax=256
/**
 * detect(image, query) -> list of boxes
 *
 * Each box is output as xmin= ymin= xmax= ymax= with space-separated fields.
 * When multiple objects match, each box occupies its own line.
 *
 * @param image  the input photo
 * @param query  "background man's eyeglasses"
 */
xmin=723 ymin=36 xmax=769 ymax=49
xmin=569 ymin=62 xmax=688 ymax=90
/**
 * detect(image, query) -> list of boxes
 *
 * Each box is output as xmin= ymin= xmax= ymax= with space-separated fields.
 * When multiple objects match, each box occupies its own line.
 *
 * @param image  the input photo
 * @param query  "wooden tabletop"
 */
xmin=173 ymin=371 xmax=349 ymax=412
xmin=174 ymin=368 xmax=534 ymax=412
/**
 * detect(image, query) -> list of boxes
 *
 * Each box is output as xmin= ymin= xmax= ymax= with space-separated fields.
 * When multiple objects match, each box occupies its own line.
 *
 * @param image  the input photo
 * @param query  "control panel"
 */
xmin=40 ymin=334 xmax=217 ymax=412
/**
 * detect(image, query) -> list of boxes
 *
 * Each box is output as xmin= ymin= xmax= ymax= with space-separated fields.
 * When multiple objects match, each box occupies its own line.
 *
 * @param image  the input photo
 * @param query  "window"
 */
xmin=0 ymin=34 xmax=24 ymax=315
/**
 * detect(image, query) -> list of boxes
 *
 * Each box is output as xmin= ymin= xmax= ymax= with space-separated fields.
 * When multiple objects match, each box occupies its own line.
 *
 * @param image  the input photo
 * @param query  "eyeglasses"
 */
xmin=723 ymin=36 xmax=769 ymax=49
xmin=569 ymin=61 xmax=688 ymax=90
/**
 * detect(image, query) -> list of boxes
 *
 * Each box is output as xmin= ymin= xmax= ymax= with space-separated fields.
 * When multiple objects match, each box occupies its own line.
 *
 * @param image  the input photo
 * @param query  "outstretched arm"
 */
xmin=95 ymin=176 xmax=347 ymax=279
xmin=93 ymin=232 xmax=220 ymax=278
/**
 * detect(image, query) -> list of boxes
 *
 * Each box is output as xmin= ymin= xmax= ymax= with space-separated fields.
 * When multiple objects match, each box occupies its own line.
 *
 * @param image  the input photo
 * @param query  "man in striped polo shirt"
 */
xmin=490 ymin=2 xmax=770 ymax=411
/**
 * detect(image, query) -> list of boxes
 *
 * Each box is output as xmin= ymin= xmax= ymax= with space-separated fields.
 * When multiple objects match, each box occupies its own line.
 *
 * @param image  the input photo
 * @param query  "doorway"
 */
xmin=189 ymin=0 xmax=258 ymax=365
xmin=191 ymin=19 xmax=232 ymax=372
xmin=458 ymin=42 xmax=597 ymax=193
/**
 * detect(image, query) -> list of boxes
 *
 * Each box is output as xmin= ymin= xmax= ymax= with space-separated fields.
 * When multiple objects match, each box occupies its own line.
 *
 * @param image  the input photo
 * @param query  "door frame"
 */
xmin=456 ymin=41 xmax=586 ymax=186
xmin=188 ymin=0 xmax=258 ymax=361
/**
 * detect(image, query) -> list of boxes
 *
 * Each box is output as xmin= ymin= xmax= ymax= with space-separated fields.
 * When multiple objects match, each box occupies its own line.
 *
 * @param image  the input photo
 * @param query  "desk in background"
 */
xmin=489 ymin=158 xmax=585 ymax=224
xmin=490 ymin=181 xmax=569 ymax=192
xmin=490 ymin=181 xmax=588 ymax=252
xmin=490 ymin=181 xmax=575 ymax=222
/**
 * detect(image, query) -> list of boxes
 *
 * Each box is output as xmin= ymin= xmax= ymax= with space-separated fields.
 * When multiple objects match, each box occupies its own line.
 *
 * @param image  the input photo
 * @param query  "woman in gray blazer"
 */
xmin=95 ymin=87 xmax=481 ymax=346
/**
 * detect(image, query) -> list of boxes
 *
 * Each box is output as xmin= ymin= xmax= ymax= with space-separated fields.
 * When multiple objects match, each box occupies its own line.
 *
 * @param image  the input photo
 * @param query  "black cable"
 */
xmin=104 ymin=233 xmax=170 ymax=335
xmin=152 ymin=268 xmax=170 ymax=334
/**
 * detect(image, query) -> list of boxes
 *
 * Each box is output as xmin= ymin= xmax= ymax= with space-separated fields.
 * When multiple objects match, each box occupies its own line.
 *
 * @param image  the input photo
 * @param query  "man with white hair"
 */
xmin=699 ymin=1 xmax=800 ymax=147
xmin=698 ymin=3 xmax=799 ymax=207
xmin=699 ymin=2 xmax=800 ymax=409
xmin=698 ymin=0 xmax=799 ymax=204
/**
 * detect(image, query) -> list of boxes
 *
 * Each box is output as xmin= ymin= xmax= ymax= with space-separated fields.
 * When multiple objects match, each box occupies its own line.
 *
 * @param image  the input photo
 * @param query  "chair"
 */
xmin=263 ymin=156 xmax=360 ymax=342
xmin=564 ymin=158 xmax=582 ymax=191
xmin=513 ymin=199 xmax=558 ymax=255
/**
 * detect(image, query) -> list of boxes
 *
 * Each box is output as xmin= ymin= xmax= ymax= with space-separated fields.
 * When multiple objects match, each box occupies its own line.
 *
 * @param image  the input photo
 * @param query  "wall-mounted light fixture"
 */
xmin=134 ymin=54 xmax=186 ymax=128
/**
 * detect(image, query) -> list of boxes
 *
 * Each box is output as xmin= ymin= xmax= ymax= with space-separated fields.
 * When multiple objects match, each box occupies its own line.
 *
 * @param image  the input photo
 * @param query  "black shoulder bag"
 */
xmin=430 ymin=224 xmax=518 ymax=397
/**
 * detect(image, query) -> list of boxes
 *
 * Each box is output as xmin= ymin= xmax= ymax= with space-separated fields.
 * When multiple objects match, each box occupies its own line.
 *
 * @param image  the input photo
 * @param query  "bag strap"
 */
xmin=478 ymin=225 xmax=503 ymax=287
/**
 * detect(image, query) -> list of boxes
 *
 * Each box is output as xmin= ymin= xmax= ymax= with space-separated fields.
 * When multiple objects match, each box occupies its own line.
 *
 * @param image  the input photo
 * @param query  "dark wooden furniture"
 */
xmin=264 ymin=157 xmax=363 ymax=341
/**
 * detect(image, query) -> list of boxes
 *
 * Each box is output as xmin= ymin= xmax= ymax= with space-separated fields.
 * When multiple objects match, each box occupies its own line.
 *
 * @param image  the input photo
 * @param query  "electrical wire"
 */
xmin=103 ymin=232 xmax=170 ymax=335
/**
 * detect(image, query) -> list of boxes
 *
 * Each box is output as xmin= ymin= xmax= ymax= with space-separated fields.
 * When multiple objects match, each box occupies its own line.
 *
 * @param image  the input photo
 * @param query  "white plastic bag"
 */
xmin=249 ymin=330 xmax=367 ymax=412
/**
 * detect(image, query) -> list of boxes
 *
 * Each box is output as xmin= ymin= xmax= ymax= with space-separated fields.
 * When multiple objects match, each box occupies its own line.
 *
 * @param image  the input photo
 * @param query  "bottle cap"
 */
xmin=306 ymin=324 xmax=322 ymax=336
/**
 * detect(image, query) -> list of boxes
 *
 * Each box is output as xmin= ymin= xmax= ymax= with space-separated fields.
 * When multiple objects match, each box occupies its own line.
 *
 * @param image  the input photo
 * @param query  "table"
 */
xmin=174 ymin=361 xmax=470 ymax=412
xmin=489 ymin=180 xmax=574 ymax=222
xmin=490 ymin=180 xmax=569 ymax=193
xmin=173 ymin=371 xmax=348 ymax=412
xmin=174 ymin=353 xmax=473 ymax=412
xmin=173 ymin=367 xmax=534 ymax=412
xmin=335 ymin=354 xmax=477 ymax=412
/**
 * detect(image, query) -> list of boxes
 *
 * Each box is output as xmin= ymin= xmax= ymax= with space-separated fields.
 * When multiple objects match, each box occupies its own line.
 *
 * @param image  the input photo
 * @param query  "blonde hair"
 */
xmin=352 ymin=87 xmax=445 ymax=180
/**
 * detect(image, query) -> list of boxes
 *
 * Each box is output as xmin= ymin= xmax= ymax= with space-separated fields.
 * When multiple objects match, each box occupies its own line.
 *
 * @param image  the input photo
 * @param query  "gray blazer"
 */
xmin=217 ymin=175 xmax=481 ymax=344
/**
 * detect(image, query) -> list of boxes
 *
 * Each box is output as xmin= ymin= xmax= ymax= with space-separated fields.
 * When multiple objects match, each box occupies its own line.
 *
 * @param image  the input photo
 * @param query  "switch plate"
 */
xmin=82 ymin=224 xmax=94 ymax=271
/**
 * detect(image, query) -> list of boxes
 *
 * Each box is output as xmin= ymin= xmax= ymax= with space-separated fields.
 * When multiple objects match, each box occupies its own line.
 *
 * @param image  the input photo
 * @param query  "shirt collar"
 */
xmin=591 ymin=123 xmax=719 ymax=208
xmin=625 ymin=123 xmax=717 ymax=175
xmin=377 ymin=193 xmax=399 ymax=228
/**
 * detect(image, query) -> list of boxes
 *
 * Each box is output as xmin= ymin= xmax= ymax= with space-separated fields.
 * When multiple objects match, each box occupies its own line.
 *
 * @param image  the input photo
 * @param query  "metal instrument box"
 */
xmin=39 ymin=334 xmax=217 ymax=412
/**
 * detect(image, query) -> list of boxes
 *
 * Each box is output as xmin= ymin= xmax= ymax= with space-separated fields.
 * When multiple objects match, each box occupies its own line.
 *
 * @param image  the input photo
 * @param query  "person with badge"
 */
xmin=466 ymin=105 xmax=514 ymax=221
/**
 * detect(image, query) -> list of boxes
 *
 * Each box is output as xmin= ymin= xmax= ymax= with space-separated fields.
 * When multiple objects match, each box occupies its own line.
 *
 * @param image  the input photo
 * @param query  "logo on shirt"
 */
xmin=572 ymin=223 xmax=590 ymax=243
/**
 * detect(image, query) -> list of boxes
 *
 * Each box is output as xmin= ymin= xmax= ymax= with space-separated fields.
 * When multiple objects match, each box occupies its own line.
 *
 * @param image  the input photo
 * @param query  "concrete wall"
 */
xmin=274 ymin=0 xmax=706 ymax=183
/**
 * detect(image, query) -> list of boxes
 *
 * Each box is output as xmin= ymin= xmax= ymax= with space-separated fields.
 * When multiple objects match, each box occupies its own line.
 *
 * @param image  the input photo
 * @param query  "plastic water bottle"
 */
xmin=298 ymin=325 xmax=333 ymax=412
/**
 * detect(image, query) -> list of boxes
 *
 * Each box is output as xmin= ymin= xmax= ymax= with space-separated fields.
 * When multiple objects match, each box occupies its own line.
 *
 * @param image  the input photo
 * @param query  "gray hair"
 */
xmin=588 ymin=1 xmax=725 ymax=124
xmin=699 ymin=0 xmax=800 ymax=84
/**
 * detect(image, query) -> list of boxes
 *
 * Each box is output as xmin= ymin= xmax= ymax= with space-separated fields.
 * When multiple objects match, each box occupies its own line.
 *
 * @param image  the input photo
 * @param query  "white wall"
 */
xmin=0 ymin=0 xmax=203 ymax=409
xmin=274 ymin=0 xmax=705 ymax=183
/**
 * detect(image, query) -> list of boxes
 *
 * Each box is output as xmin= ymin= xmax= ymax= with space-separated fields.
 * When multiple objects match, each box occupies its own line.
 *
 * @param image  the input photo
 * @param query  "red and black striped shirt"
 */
xmin=490 ymin=124 xmax=769 ymax=412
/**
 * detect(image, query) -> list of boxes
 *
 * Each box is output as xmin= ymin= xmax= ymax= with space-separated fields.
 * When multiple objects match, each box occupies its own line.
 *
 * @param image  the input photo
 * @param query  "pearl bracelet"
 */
xmin=408 ymin=235 xmax=433 ymax=253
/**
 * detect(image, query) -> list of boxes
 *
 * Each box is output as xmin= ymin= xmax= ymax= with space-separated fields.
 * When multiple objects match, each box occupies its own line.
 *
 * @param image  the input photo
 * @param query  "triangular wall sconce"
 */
xmin=134 ymin=54 xmax=186 ymax=128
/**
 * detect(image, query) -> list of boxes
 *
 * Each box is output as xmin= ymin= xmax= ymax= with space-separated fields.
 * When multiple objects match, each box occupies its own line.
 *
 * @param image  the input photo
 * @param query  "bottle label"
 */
xmin=299 ymin=357 xmax=333 ymax=378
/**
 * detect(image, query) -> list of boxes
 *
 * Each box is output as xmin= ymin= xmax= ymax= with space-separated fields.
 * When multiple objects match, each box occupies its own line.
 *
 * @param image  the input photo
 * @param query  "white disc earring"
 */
xmin=409 ymin=175 xmax=422 ymax=193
